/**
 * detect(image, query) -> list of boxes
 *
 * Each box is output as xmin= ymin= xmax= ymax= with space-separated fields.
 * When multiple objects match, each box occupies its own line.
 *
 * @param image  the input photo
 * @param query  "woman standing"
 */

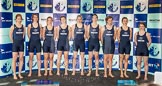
xmin=101 ymin=16 xmax=117 ymax=78
xmin=9 ymin=14 xmax=25 ymax=80
xmin=117 ymin=17 xmax=132 ymax=78
xmin=43 ymin=16 xmax=56 ymax=76
xmin=71 ymin=15 xmax=86 ymax=76
xmin=87 ymin=14 xmax=101 ymax=76
xmin=56 ymin=16 xmax=71 ymax=76
xmin=134 ymin=22 xmax=151 ymax=80
xmin=27 ymin=13 xmax=42 ymax=77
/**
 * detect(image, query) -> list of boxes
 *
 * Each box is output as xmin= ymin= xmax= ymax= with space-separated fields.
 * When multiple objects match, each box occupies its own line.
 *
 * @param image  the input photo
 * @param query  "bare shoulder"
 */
xmin=27 ymin=24 xmax=31 ymax=28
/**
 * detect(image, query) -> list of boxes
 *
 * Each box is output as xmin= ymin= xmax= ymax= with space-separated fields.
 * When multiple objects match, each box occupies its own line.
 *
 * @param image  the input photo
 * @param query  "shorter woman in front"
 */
xmin=134 ymin=22 xmax=151 ymax=80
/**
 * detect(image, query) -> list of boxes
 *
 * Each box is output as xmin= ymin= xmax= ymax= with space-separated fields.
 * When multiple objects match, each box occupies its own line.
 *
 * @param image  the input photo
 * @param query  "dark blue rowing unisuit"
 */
xmin=43 ymin=26 xmax=55 ymax=53
xmin=88 ymin=24 xmax=100 ymax=52
xmin=136 ymin=32 xmax=149 ymax=56
xmin=12 ymin=24 xmax=24 ymax=52
xmin=57 ymin=25 xmax=69 ymax=51
xmin=28 ymin=23 xmax=41 ymax=53
xmin=118 ymin=27 xmax=131 ymax=54
xmin=73 ymin=24 xmax=85 ymax=52
xmin=102 ymin=25 xmax=115 ymax=54
xmin=30 ymin=23 xmax=40 ymax=40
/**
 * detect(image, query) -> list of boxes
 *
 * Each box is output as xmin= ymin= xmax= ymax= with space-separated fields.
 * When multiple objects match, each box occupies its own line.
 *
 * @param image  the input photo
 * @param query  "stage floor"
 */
xmin=0 ymin=70 xmax=154 ymax=86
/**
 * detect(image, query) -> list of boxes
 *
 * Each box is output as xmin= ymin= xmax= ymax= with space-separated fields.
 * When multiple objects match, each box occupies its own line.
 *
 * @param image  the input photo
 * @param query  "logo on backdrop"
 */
xmin=135 ymin=61 xmax=144 ymax=69
xmin=149 ymin=45 xmax=159 ymax=57
xmin=136 ymin=2 xmax=146 ymax=12
xmin=27 ymin=59 xmax=37 ymax=68
xmin=108 ymin=2 xmax=118 ymax=12
xmin=54 ymin=60 xmax=64 ymax=67
xmin=82 ymin=2 xmax=92 ymax=12
xmin=1 ymin=0 xmax=11 ymax=10
xmin=55 ymin=1 xmax=65 ymax=12
xmin=1 ymin=61 xmax=11 ymax=73
xmin=27 ymin=0 xmax=38 ymax=11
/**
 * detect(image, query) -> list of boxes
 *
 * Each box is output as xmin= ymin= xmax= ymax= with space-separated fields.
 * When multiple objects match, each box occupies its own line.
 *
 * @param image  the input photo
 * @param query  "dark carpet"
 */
xmin=0 ymin=70 xmax=154 ymax=86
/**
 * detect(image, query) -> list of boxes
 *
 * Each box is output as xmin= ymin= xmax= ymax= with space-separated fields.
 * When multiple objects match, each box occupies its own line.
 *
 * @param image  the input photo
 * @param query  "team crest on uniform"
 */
xmin=139 ymin=37 xmax=143 ymax=40
xmin=34 ymin=29 xmax=38 ymax=32
xmin=62 ymin=30 xmax=65 ymax=33
xmin=78 ymin=29 xmax=82 ymax=32
xmin=124 ymin=32 xmax=128 ymax=34
xmin=93 ymin=29 xmax=96 ymax=32
xmin=18 ymin=29 xmax=22 ymax=32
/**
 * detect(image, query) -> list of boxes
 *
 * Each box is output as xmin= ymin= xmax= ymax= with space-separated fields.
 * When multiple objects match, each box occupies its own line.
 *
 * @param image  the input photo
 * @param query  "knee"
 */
xmin=19 ymin=57 xmax=24 ymax=62
xmin=144 ymin=62 xmax=148 ymax=66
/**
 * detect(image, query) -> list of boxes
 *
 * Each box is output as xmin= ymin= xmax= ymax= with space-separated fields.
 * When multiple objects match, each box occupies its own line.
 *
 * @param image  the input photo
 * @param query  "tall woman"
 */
xmin=134 ymin=22 xmax=151 ymax=80
xmin=87 ymin=14 xmax=101 ymax=76
xmin=56 ymin=16 xmax=71 ymax=76
xmin=101 ymin=16 xmax=117 ymax=78
xmin=27 ymin=13 xmax=42 ymax=77
xmin=71 ymin=15 xmax=87 ymax=76
xmin=9 ymin=14 xmax=25 ymax=80
xmin=43 ymin=16 xmax=56 ymax=76
xmin=117 ymin=17 xmax=132 ymax=78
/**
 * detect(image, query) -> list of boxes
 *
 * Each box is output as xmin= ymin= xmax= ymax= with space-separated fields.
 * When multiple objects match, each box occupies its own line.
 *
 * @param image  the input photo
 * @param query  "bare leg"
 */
xmin=28 ymin=53 xmax=34 ymax=77
xmin=87 ymin=52 xmax=93 ymax=76
xmin=64 ymin=51 xmax=69 ymax=75
xmin=124 ymin=54 xmax=130 ymax=78
xmin=94 ymin=51 xmax=99 ymax=76
xmin=12 ymin=52 xmax=18 ymax=80
xmin=108 ymin=54 xmax=114 ymax=78
xmin=119 ymin=54 xmax=124 ymax=78
xmin=56 ymin=51 xmax=62 ymax=76
xmin=18 ymin=52 xmax=24 ymax=79
xmin=72 ymin=51 xmax=77 ymax=75
xmin=104 ymin=54 xmax=108 ymax=77
xmin=36 ymin=53 xmax=41 ymax=77
xmin=136 ymin=56 xmax=142 ymax=79
xmin=49 ymin=53 xmax=54 ymax=76
xmin=80 ymin=52 xmax=85 ymax=76
xmin=143 ymin=56 xmax=148 ymax=80
xmin=44 ymin=53 xmax=48 ymax=76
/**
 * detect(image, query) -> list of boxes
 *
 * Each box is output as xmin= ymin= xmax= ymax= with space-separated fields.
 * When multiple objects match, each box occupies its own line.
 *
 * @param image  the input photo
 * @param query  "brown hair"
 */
xmin=15 ymin=14 xmax=23 ymax=20
xmin=47 ymin=16 xmax=53 ymax=21
xmin=122 ymin=17 xmax=128 ymax=22
xmin=92 ymin=14 xmax=98 ymax=19
xmin=76 ymin=15 xmax=82 ymax=19
xmin=60 ymin=16 xmax=66 ymax=20
xmin=139 ymin=22 xmax=146 ymax=28
xmin=105 ymin=16 xmax=113 ymax=22
xmin=32 ymin=13 xmax=38 ymax=21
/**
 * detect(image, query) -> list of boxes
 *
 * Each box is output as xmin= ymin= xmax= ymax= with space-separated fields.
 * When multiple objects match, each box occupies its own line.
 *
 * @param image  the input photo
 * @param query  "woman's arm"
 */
xmin=9 ymin=25 xmax=14 ymax=43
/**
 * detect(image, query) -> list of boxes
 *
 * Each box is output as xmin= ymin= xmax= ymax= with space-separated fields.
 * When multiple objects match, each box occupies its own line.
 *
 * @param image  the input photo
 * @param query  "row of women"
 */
xmin=9 ymin=14 xmax=151 ymax=80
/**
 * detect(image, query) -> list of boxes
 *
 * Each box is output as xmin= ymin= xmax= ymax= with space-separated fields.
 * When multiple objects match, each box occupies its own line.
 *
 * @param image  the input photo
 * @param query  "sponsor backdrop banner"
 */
xmin=0 ymin=0 xmax=162 ymax=77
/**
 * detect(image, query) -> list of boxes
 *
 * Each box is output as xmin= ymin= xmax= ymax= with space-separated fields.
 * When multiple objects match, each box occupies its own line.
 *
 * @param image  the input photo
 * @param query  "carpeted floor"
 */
xmin=0 ymin=70 xmax=154 ymax=86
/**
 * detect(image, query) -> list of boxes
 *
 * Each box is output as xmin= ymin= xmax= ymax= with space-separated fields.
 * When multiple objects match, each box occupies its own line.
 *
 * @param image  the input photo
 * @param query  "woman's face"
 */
xmin=92 ymin=15 xmax=98 ymax=22
xmin=122 ymin=19 xmax=128 ymax=26
xmin=33 ymin=15 xmax=38 ymax=22
xmin=60 ymin=17 xmax=66 ymax=24
xmin=139 ymin=24 xmax=145 ymax=30
xmin=107 ymin=18 xmax=113 ymax=25
xmin=77 ymin=17 xmax=82 ymax=23
xmin=47 ymin=18 xmax=53 ymax=25
xmin=16 ymin=16 xmax=22 ymax=23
